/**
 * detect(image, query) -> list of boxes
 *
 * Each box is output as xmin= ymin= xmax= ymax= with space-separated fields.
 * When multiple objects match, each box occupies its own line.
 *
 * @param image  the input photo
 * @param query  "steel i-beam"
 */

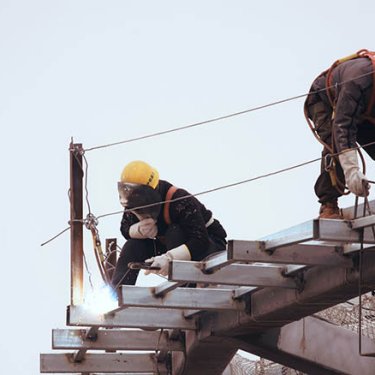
xmin=40 ymin=353 xmax=167 ymax=374
xmin=52 ymin=328 xmax=184 ymax=351
xmin=119 ymin=285 xmax=247 ymax=311
xmin=169 ymin=261 xmax=297 ymax=288
xmin=67 ymin=305 xmax=197 ymax=330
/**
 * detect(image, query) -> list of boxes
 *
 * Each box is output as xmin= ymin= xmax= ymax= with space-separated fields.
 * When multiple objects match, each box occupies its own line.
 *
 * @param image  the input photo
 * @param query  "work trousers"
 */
xmin=111 ymin=224 xmax=226 ymax=287
xmin=307 ymin=102 xmax=375 ymax=203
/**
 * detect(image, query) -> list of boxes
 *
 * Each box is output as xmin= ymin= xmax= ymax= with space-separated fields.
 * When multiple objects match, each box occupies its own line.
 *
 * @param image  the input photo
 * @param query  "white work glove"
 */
xmin=144 ymin=244 xmax=191 ymax=276
xmin=129 ymin=218 xmax=157 ymax=239
xmin=338 ymin=149 xmax=370 ymax=197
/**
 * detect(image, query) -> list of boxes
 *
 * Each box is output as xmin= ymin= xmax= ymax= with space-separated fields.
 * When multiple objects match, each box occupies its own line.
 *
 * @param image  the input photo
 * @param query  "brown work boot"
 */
xmin=319 ymin=201 xmax=343 ymax=219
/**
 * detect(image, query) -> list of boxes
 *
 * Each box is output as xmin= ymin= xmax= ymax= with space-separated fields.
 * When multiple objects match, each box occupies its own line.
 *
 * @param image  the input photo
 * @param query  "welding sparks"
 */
xmin=83 ymin=285 xmax=118 ymax=314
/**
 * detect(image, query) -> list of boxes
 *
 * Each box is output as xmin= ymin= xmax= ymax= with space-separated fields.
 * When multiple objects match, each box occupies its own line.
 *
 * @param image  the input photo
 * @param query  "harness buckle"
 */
xmin=324 ymin=153 xmax=335 ymax=172
xmin=324 ymin=154 xmax=338 ymax=187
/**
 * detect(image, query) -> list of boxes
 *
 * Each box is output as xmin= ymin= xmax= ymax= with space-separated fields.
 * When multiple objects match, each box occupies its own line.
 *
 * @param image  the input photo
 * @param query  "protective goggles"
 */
xmin=117 ymin=182 xmax=161 ymax=219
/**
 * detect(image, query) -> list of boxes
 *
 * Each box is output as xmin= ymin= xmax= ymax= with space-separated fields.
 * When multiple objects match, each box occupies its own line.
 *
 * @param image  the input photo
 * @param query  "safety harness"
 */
xmin=128 ymin=186 xmax=179 ymax=272
xmin=325 ymin=49 xmax=375 ymax=119
xmin=305 ymin=49 xmax=375 ymax=194
xmin=163 ymin=185 xmax=214 ymax=227
xmin=163 ymin=185 xmax=178 ymax=225
xmin=130 ymin=186 xmax=214 ymax=271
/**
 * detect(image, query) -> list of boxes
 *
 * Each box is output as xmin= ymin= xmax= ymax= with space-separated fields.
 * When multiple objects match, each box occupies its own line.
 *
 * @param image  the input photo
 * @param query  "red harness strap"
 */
xmin=163 ymin=185 xmax=178 ymax=225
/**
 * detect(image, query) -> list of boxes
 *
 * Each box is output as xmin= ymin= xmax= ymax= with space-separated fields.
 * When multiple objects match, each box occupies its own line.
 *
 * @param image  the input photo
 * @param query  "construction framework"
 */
xmin=40 ymin=143 xmax=375 ymax=374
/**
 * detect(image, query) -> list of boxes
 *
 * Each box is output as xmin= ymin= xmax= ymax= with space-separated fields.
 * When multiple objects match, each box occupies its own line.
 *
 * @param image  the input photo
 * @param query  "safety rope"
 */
xmin=304 ymin=104 xmax=366 ymax=196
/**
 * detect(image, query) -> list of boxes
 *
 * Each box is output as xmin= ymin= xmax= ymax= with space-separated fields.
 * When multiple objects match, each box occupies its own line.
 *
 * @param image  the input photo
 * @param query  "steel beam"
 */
xmin=182 ymin=288 xmax=256 ymax=317
xmin=154 ymin=281 xmax=183 ymax=296
xmin=52 ymin=329 xmax=184 ymax=351
xmin=350 ymin=214 xmax=375 ymax=229
xmin=69 ymin=142 xmax=84 ymax=305
xmin=183 ymin=309 xmax=202 ymax=318
xmin=342 ymin=199 xmax=375 ymax=219
xmin=234 ymin=316 xmax=375 ymax=375
xmin=73 ymin=326 xmax=98 ymax=362
xmin=40 ymin=353 xmax=167 ymax=373
xmin=228 ymin=240 xmax=353 ymax=267
xmin=261 ymin=220 xmax=316 ymax=249
xmin=202 ymin=251 xmax=234 ymax=272
xmin=232 ymin=287 xmax=257 ymax=299
xmin=67 ymin=305 xmax=197 ymax=330
xmin=316 ymin=218 xmax=375 ymax=243
xmin=198 ymin=249 xmax=375 ymax=338
xmin=261 ymin=219 xmax=375 ymax=250
xmin=169 ymin=261 xmax=297 ymax=288
xmin=172 ymin=334 xmax=239 ymax=375
xmin=120 ymin=286 xmax=246 ymax=311
xmin=171 ymin=201 xmax=375 ymax=375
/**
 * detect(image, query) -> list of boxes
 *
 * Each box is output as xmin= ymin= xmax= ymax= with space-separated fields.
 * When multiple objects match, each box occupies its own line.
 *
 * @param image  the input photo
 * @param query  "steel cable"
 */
xmin=41 ymin=139 xmax=375 ymax=246
xmin=83 ymin=71 xmax=374 ymax=152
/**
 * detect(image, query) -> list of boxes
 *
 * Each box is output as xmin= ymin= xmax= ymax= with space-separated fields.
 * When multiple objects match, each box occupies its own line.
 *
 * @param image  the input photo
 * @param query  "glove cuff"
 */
xmin=338 ymin=149 xmax=359 ymax=171
xmin=166 ymin=244 xmax=191 ymax=261
xmin=129 ymin=222 xmax=144 ymax=239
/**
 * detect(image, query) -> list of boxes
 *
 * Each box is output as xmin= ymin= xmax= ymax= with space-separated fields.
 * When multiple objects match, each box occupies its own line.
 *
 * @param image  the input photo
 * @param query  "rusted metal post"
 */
xmin=70 ymin=142 xmax=84 ymax=305
xmin=105 ymin=238 xmax=117 ymax=281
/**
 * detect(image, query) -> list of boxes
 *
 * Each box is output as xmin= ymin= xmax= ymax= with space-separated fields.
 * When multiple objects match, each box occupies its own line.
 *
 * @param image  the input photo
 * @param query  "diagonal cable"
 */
xmin=84 ymin=71 xmax=374 ymax=152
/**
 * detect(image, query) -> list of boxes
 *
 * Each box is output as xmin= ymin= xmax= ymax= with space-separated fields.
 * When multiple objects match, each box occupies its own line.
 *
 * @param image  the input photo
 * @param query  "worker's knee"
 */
xmin=120 ymin=239 xmax=155 ymax=261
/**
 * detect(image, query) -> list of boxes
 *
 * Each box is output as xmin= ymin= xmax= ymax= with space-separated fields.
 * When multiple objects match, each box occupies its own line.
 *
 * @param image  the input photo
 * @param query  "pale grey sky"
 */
xmin=1 ymin=1 xmax=375 ymax=373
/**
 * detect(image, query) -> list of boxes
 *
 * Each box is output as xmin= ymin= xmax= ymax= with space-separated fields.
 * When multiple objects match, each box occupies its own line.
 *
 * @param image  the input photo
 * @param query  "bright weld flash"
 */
xmin=83 ymin=285 xmax=118 ymax=315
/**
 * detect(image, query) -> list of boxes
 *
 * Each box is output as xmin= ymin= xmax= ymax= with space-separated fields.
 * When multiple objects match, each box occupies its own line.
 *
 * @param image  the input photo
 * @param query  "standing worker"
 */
xmin=111 ymin=160 xmax=227 ymax=287
xmin=304 ymin=49 xmax=375 ymax=219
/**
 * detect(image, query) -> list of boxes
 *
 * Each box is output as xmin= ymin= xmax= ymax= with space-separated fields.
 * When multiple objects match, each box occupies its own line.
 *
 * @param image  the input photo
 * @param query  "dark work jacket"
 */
xmin=305 ymin=57 xmax=374 ymax=153
xmin=120 ymin=180 xmax=227 ymax=260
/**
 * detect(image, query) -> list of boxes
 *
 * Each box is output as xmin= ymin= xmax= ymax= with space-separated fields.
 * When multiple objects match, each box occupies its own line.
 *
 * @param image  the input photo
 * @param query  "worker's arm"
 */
xmin=338 ymin=149 xmax=369 ymax=196
xmin=144 ymin=244 xmax=191 ymax=276
xmin=169 ymin=190 xmax=211 ymax=260
xmin=121 ymin=211 xmax=158 ymax=239
xmin=333 ymin=81 xmax=365 ymax=152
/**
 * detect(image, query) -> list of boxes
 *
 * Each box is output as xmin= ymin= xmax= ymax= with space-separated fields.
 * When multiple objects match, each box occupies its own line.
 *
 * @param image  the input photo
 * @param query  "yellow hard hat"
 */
xmin=120 ymin=160 xmax=159 ymax=189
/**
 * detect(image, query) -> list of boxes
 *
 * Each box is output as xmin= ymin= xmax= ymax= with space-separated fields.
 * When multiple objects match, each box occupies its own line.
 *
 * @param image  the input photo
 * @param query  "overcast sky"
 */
xmin=1 ymin=1 xmax=375 ymax=374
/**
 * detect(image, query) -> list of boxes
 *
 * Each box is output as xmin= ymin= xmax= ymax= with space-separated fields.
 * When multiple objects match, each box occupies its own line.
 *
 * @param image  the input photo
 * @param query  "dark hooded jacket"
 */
xmin=120 ymin=180 xmax=227 ymax=260
xmin=305 ymin=57 xmax=374 ymax=153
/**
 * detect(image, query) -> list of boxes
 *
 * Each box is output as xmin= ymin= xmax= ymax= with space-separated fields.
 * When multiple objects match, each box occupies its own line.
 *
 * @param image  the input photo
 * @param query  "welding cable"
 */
xmin=82 ymin=248 xmax=94 ymax=291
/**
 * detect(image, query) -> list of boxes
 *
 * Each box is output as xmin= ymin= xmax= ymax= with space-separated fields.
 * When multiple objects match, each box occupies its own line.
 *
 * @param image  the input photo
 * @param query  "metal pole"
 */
xmin=70 ymin=142 xmax=84 ymax=306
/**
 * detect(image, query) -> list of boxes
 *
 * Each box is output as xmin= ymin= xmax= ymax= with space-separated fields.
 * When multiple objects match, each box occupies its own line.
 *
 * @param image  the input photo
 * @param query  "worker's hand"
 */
xmin=129 ymin=218 xmax=157 ymax=239
xmin=144 ymin=254 xmax=171 ymax=276
xmin=338 ymin=149 xmax=370 ymax=197
xmin=144 ymin=245 xmax=191 ymax=276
